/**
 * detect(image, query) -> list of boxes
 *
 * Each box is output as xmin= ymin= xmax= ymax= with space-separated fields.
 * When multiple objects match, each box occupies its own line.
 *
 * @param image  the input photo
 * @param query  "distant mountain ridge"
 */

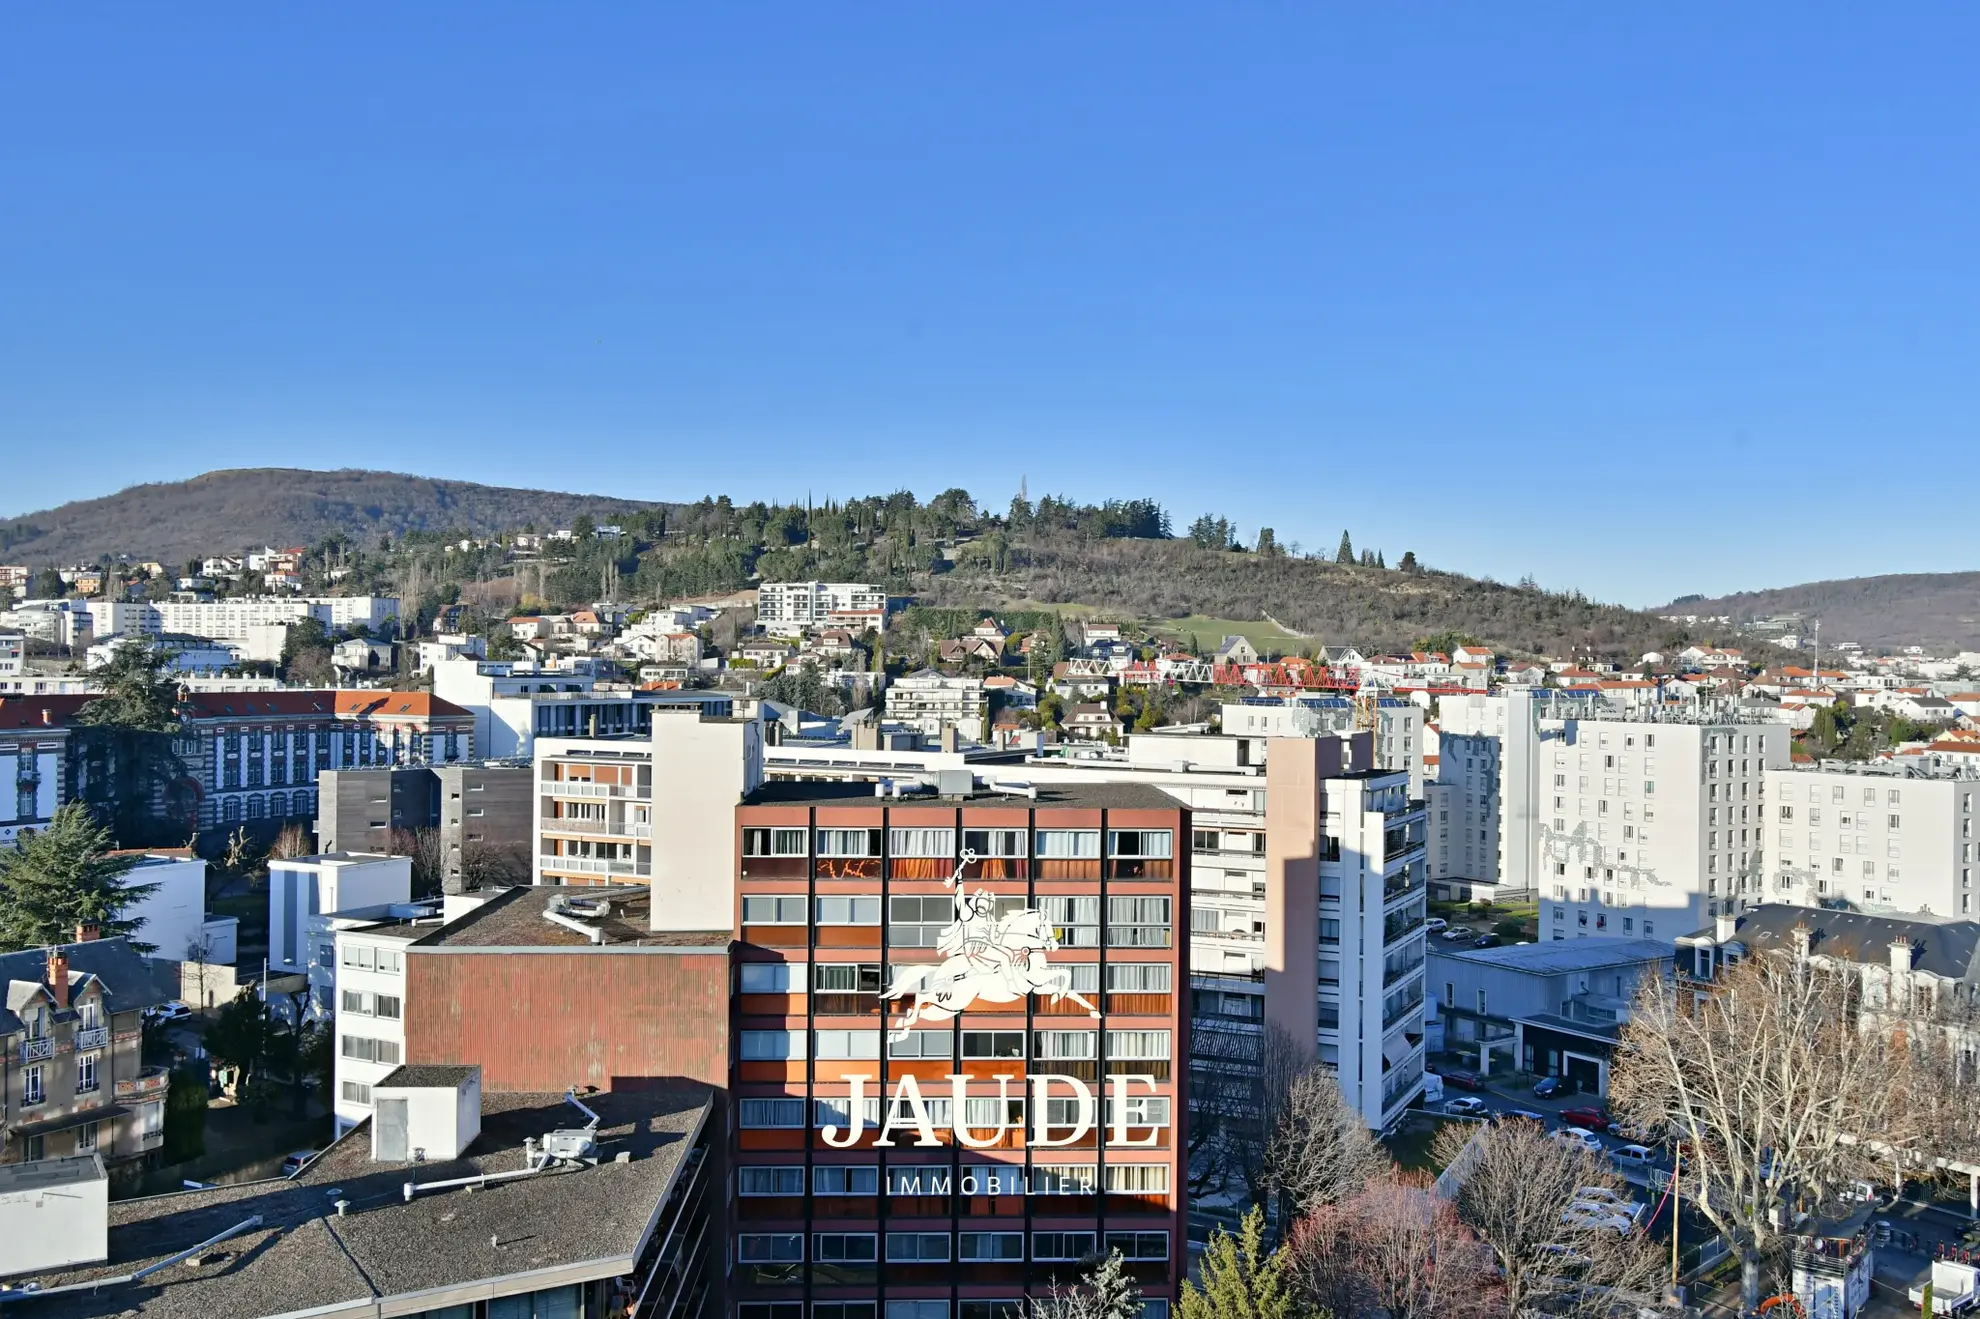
xmin=1657 ymin=572 xmax=1980 ymax=651
xmin=0 ymin=468 xmax=670 ymax=567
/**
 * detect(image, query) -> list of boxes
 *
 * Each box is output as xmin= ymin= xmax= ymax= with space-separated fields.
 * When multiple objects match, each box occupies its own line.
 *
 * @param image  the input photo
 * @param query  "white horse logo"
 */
xmin=882 ymin=849 xmax=1100 ymax=1041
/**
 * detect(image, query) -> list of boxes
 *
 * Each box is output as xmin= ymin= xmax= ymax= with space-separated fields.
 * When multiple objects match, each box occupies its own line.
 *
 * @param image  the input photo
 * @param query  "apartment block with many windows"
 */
xmin=1764 ymin=762 xmax=1980 ymax=918
xmin=757 ymin=582 xmax=891 ymax=637
xmin=732 ymin=780 xmax=1188 ymax=1319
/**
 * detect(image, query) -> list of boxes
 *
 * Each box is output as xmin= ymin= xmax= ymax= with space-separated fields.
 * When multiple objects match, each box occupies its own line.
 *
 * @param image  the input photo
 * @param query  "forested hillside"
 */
xmin=0 ymin=468 xmax=671 ymax=566
xmin=8 ymin=469 xmax=1694 ymax=659
xmin=1659 ymin=572 xmax=1980 ymax=651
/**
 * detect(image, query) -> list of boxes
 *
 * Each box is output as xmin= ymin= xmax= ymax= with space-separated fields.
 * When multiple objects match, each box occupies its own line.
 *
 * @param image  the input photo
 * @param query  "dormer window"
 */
xmin=79 ymin=998 xmax=101 ymax=1031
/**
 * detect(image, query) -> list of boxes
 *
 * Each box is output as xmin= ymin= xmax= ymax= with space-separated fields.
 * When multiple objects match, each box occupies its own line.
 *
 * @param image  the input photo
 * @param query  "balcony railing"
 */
xmin=1382 ymin=993 xmax=1425 ymax=1031
xmin=75 ymin=1026 xmax=110 ymax=1051
xmin=541 ymin=855 xmax=650 ymax=877
xmin=541 ymin=781 xmax=630 ymax=799
xmin=20 ymin=1037 xmax=53 ymax=1063
xmin=1383 ymin=958 xmax=1424 ymax=988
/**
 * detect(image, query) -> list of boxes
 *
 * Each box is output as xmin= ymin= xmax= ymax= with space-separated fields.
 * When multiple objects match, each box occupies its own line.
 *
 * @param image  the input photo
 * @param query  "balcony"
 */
xmin=116 ymin=1067 xmax=171 ymax=1101
xmin=20 ymin=1037 xmax=52 ymax=1063
xmin=540 ymin=855 xmax=650 ymax=877
xmin=75 ymin=1026 xmax=110 ymax=1052
xmin=1382 ymin=958 xmax=1424 ymax=989
xmin=1382 ymin=910 xmax=1425 ymax=946
xmin=541 ymin=781 xmax=630 ymax=799
xmin=1382 ymin=992 xmax=1425 ymax=1032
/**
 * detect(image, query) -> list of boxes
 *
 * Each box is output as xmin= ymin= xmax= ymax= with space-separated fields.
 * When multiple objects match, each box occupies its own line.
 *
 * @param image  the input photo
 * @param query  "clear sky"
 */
xmin=3 ymin=7 xmax=1975 ymax=607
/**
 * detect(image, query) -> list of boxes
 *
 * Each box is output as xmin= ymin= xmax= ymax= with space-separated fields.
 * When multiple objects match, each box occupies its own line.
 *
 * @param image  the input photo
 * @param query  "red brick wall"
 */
xmin=405 ymin=950 xmax=730 ymax=1092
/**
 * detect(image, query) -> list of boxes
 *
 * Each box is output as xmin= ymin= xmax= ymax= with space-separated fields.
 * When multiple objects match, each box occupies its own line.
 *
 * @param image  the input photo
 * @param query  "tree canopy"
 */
xmin=0 ymin=804 xmax=156 ymax=952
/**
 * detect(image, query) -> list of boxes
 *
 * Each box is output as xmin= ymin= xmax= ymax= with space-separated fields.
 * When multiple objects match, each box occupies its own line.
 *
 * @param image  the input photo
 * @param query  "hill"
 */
xmin=1658 ymin=572 xmax=1980 ymax=652
xmin=0 ymin=468 xmax=669 ymax=568
xmin=4 ymin=467 xmax=1695 ymax=660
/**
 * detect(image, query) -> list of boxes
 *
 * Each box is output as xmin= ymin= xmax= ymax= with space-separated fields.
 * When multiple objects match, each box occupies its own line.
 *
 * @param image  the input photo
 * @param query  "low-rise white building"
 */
xmin=755 ymin=581 xmax=888 ymax=635
xmin=266 ymin=853 xmax=413 ymax=976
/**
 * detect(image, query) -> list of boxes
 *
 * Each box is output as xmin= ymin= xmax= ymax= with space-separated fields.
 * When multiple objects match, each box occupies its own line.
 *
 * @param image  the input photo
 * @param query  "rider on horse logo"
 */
xmin=882 ymin=849 xmax=1101 ymax=1041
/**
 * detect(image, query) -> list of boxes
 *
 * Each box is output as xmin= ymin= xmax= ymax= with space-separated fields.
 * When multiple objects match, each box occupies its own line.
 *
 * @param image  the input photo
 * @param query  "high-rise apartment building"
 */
xmin=731 ymin=780 xmax=1188 ymax=1318
xmin=756 ymin=582 xmax=890 ymax=636
xmin=1763 ymin=762 xmax=1980 ymax=918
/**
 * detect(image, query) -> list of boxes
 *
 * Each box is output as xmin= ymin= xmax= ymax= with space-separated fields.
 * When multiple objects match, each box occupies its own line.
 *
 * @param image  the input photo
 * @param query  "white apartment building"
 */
xmin=1219 ymin=697 xmax=1425 ymax=800
xmin=1427 ymin=729 xmax=1501 ymax=900
xmin=885 ymin=671 xmax=990 ymax=743
xmin=0 ymin=633 xmax=22 ymax=679
xmin=77 ymin=596 xmax=400 ymax=659
xmin=330 ymin=922 xmax=418 ymax=1136
xmin=1534 ymin=707 xmax=1791 ymax=943
xmin=534 ymin=707 xmax=764 ymax=930
xmin=1764 ymin=762 xmax=1980 ymax=918
xmin=432 ymin=654 xmax=732 ymax=758
xmin=267 ymin=853 xmax=412 ymax=976
xmin=755 ymin=581 xmax=888 ymax=636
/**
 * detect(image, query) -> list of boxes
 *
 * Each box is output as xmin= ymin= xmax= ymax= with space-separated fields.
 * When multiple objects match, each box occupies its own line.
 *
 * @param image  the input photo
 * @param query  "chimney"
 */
xmin=41 ymin=708 xmax=53 ymax=726
xmin=1713 ymin=911 xmax=1737 ymax=943
xmin=1890 ymin=935 xmax=1916 ymax=974
xmin=1790 ymin=923 xmax=1814 ymax=959
xmin=75 ymin=922 xmax=100 ymax=942
xmin=47 ymin=948 xmax=70 ymax=1008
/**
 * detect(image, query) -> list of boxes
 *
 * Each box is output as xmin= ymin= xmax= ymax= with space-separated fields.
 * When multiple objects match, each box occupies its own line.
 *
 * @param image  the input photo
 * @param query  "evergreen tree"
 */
xmin=0 ymin=804 xmax=156 ymax=952
xmin=73 ymin=641 xmax=189 ymax=845
xmin=1375 ymin=550 xmax=1386 ymax=570
xmin=1335 ymin=530 xmax=1354 ymax=564
xmin=1398 ymin=550 xmax=1419 ymax=573
xmin=1179 ymin=1207 xmax=1304 ymax=1319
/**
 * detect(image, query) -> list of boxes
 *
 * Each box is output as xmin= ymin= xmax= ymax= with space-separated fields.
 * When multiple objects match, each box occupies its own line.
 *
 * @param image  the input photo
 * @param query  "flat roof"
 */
xmin=374 ymin=1063 xmax=479 ymax=1089
xmin=741 ymin=780 xmax=1183 ymax=812
xmin=416 ymin=886 xmax=730 ymax=950
xmin=0 ymin=1154 xmax=103 ymax=1193
xmin=0 ymin=1086 xmax=714 ymax=1319
xmin=1428 ymin=937 xmax=1674 ymax=975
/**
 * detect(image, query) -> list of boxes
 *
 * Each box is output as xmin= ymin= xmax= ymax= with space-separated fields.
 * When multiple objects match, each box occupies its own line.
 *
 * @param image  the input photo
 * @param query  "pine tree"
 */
xmin=0 ymin=804 xmax=156 ymax=952
xmin=1375 ymin=550 xmax=1386 ymax=570
xmin=1335 ymin=530 xmax=1354 ymax=564
xmin=1179 ymin=1207 xmax=1304 ymax=1319
xmin=74 ymin=640 xmax=188 ymax=846
xmin=1399 ymin=550 xmax=1419 ymax=573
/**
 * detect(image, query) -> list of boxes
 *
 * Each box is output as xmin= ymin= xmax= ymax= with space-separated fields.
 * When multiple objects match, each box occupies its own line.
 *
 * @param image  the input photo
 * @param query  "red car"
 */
xmin=1440 ymin=1070 xmax=1486 ymax=1092
xmin=1561 ymin=1107 xmax=1611 ymax=1132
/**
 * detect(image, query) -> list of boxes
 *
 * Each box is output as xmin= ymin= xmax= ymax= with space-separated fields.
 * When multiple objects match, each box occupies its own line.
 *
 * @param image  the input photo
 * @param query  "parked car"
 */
xmin=1440 ymin=1069 xmax=1486 ymax=1092
xmin=1561 ymin=1107 xmax=1611 ymax=1132
xmin=1560 ymin=1204 xmax=1634 ymax=1236
xmin=1610 ymin=1118 xmax=1662 ymax=1145
xmin=281 ymin=1149 xmax=318 ymax=1177
xmin=1554 ymin=1128 xmax=1605 ymax=1155
xmin=1571 ymin=1186 xmax=1632 ymax=1211
xmin=1425 ymin=917 xmax=1449 ymax=934
xmin=1494 ymin=1108 xmax=1549 ymax=1127
xmin=1533 ymin=1075 xmax=1573 ymax=1099
xmin=1471 ymin=933 xmax=1503 ymax=949
xmin=145 ymin=1001 xmax=193 ymax=1024
xmin=1609 ymin=1144 xmax=1659 ymax=1171
xmin=1440 ymin=926 xmax=1476 ymax=942
xmin=1443 ymin=1097 xmax=1489 ymax=1117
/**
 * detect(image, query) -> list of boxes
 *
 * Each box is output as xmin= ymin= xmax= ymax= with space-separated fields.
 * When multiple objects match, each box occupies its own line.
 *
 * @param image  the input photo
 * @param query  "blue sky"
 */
xmin=3 ymin=7 xmax=1975 ymax=607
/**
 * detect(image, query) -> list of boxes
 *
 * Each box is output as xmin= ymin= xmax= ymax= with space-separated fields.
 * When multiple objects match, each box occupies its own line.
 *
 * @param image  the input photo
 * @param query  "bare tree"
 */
xmin=387 ymin=826 xmax=445 ymax=897
xmin=1266 ymin=1057 xmax=1385 ymax=1219
xmin=270 ymin=822 xmax=314 ymax=860
xmin=456 ymin=836 xmax=530 ymax=891
xmin=1432 ymin=1120 xmax=1665 ymax=1317
xmin=1610 ymin=950 xmax=1931 ymax=1311
xmin=1191 ymin=1021 xmax=1340 ymax=1214
xmin=1288 ymin=1168 xmax=1498 ymax=1319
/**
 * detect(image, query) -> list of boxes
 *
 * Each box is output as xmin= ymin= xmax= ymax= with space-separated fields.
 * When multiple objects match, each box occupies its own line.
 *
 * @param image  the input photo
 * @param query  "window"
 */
xmin=887 ymin=1304 xmax=948 ymax=1319
xmin=342 ymin=944 xmax=376 ymax=970
xmin=961 ymin=1030 xmax=1025 ymax=1059
xmin=1034 ymin=1030 xmax=1097 ymax=1061
xmin=959 ymin=1232 xmax=1024 ymax=1261
xmin=1106 ymin=1163 xmax=1170 ymax=1193
xmin=816 ymin=895 xmax=881 ymax=924
xmin=740 ymin=1098 xmax=806 ymax=1128
xmin=1106 ymin=1030 xmax=1171 ymax=1061
xmin=1034 ymin=1231 xmax=1099 ymax=1262
xmin=814 ymin=1030 xmax=881 ymax=1060
xmin=742 ymin=827 xmax=808 ymax=857
xmin=740 ymin=962 xmax=795 ymax=993
xmin=963 ymin=828 xmax=1027 ymax=857
xmin=1108 ymin=830 xmax=1173 ymax=858
xmin=1106 ymin=1231 xmax=1171 ymax=1261
xmin=742 ymin=1030 xmax=804 ymax=1061
xmin=75 ymin=1122 xmax=97 ymax=1153
xmin=738 ymin=1234 xmax=803 ymax=1263
xmin=339 ymin=1035 xmax=401 ymax=1065
xmin=77 ymin=1052 xmax=99 ymax=1095
xmin=374 ymin=948 xmax=402 ymax=974
xmin=1106 ymin=962 xmax=1172 ymax=993
xmin=739 ymin=1306 xmax=804 ymax=1319
xmin=815 ymin=963 xmax=882 ymax=993
xmin=815 ymin=1096 xmax=883 ymax=1131
xmin=1036 ymin=829 xmax=1101 ymax=858
xmin=341 ymin=1080 xmax=372 ymax=1106
xmin=817 ymin=829 xmax=882 ymax=858
xmin=813 ymin=1165 xmax=879 ymax=1194
xmin=813 ymin=1233 xmax=878 ymax=1263
xmin=889 ymin=1030 xmax=954 ymax=1060
xmin=890 ymin=894 xmax=954 ymax=946
xmin=1033 ymin=1163 xmax=1099 ymax=1194
xmin=739 ymin=1166 xmax=806 ymax=1196
xmin=959 ymin=1304 xmax=1025 ymax=1319
xmin=742 ymin=895 xmax=806 ymax=924
xmin=1107 ymin=896 xmax=1172 ymax=947
xmin=887 ymin=1233 xmax=951 ymax=1262
xmin=889 ymin=828 xmax=955 ymax=858
xmin=1103 ymin=1094 xmax=1171 ymax=1127
xmin=1039 ymin=896 xmax=1101 ymax=947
